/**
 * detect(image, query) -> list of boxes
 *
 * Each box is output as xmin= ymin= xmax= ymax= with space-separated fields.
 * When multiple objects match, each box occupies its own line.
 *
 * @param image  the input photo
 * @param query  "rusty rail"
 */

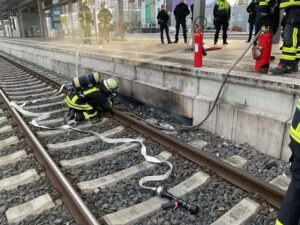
xmin=0 ymin=53 xmax=285 ymax=209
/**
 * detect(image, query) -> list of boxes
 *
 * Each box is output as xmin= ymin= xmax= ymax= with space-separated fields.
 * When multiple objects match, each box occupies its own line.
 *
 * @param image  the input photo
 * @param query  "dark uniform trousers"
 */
xmin=214 ymin=19 xmax=229 ymax=43
xmin=277 ymin=140 xmax=300 ymax=225
xmin=280 ymin=8 xmax=300 ymax=67
xmin=175 ymin=18 xmax=187 ymax=42
xmin=277 ymin=98 xmax=300 ymax=225
xmin=248 ymin=21 xmax=255 ymax=42
xmin=160 ymin=22 xmax=171 ymax=43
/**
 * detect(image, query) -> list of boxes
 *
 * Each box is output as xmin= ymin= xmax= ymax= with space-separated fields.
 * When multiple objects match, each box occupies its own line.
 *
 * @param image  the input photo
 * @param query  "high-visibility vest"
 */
xmin=290 ymin=98 xmax=300 ymax=144
xmin=280 ymin=0 xmax=300 ymax=8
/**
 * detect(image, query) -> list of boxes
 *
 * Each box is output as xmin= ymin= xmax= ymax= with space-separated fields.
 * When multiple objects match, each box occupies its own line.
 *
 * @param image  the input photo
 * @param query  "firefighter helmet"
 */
xmin=104 ymin=78 xmax=118 ymax=91
xmin=81 ymin=0 xmax=88 ymax=4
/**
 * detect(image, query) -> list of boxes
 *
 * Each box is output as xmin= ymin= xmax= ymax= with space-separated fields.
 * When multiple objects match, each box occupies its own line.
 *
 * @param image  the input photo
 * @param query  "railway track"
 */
xmin=0 ymin=53 xmax=289 ymax=225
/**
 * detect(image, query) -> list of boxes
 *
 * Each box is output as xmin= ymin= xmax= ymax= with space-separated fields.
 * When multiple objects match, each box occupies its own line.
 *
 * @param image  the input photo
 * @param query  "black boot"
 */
xmin=270 ymin=63 xmax=293 ymax=75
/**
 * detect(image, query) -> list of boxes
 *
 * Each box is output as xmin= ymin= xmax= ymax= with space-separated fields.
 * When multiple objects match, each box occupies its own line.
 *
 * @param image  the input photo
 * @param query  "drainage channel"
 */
xmin=0 ymin=52 xmax=286 ymax=225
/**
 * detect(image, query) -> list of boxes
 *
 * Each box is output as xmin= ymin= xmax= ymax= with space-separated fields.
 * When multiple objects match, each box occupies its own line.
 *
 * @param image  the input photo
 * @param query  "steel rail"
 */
xmin=0 ymin=53 xmax=285 ymax=209
xmin=0 ymin=60 xmax=100 ymax=225
xmin=111 ymin=110 xmax=285 ymax=208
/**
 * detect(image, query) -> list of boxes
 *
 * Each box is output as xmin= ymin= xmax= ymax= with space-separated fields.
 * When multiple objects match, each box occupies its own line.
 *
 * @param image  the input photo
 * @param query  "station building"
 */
xmin=0 ymin=0 xmax=252 ymax=39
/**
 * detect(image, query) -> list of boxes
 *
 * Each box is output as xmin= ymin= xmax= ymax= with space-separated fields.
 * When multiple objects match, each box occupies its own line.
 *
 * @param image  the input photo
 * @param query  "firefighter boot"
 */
xmin=270 ymin=63 xmax=293 ymax=75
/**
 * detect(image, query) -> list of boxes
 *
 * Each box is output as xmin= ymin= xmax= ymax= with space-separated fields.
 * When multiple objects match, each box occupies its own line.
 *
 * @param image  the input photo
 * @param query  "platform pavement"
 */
xmin=0 ymin=35 xmax=294 ymax=78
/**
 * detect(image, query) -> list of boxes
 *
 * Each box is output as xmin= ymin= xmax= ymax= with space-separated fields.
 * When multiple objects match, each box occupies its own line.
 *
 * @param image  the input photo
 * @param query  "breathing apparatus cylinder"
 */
xmin=72 ymin=72 xmax=101 ymax=88
xmin=254 ymin=27 xmax=273 ymax=74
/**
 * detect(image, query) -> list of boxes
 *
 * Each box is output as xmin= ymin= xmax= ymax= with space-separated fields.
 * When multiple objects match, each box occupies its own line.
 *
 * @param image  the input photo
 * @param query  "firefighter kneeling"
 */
xmin=64 ymin=75 xmax=118 ymax=122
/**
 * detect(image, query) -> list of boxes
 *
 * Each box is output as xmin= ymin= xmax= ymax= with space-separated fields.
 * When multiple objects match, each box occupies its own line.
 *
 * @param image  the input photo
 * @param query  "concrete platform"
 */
xmin=0 ymin=36 xmax=299 ymax=162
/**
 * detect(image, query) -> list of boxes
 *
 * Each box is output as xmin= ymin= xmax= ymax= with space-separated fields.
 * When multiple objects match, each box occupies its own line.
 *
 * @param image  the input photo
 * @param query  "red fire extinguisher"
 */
xmin=253 ymin=28 xmax=273 ymax=73
xmin=194 ymin=25 xmax=203 ymax=68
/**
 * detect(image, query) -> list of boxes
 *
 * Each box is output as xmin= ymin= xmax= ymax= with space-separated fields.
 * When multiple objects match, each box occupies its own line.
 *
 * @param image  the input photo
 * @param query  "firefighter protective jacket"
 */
xmin=98 ymin=8 xmax=112 ymax=28
xmin=79 ymin=5 xmax=93 ymax=27
xmin=64 ymin=82 xmax=113 ymax=117
xmin=213 ymin=0 xmax=231 ymax=20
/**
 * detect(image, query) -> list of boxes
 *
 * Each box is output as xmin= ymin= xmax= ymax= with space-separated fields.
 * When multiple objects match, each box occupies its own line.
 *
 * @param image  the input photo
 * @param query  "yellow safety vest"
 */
xmin=290 ymin=98 xmax=300 ymax=144
xmin=280 ymin=0 xmax=300 ymax=8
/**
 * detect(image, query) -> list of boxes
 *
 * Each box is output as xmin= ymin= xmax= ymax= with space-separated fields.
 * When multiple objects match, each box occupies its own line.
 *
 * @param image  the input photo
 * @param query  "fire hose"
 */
xmin=128 ymin=30 xmax=264 ymax=132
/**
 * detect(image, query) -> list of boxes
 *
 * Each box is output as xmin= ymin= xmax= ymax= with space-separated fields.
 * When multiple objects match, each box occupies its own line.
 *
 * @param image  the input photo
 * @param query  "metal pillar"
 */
xmin=8 ymin=18 xmax=13 ymax=37
xmin=93 ymin=8 xmax=98 ymax=40
xmin=1 ymin=18 xmax=7 ymax=37
xmin=117 ymin=0 xmax=124 ymax=39
xmin=192 ymin=0 xmax=206 ymax=46
xmin=272 ymin=10 xmax=282 ymax=44
xmin=37 ymin=0 xmax=46 ymax=38
xmin=18 ymin=7 xmax=25 ymax=38
xmin=193 ymin=0 xmax=206 ymax=29
xmin=68 ymin=0 xmax=75 ymax=39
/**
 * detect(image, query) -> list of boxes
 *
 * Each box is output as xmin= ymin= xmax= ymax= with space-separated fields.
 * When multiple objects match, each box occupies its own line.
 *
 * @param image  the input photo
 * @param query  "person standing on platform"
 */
xmin=246 ymin=0 xmax=257 ymax=42
xmin=270 ymin=0 xmax=300 ymax=75
xmin=98 ymin=2 xmax=113 ymax=44
xmin=157 ymin=5 xmax=172 ymax=44
xmin=173 ymin=0 xmax=190 ymax=43
xmin=78 ymin=0 xmax=93 ymax=45
xmin=213 ymin=0 xmax=231 ymax=45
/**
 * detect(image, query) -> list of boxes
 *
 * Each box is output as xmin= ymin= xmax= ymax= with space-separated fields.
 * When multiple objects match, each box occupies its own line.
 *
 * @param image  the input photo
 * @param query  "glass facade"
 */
xmin=21 ymin=0 xmax=253 ymax=39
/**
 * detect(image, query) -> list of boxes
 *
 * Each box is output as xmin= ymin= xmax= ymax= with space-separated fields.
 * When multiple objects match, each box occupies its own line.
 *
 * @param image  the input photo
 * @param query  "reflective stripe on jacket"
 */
xmin=258 ymin=0 xmax=269 ymax=6
xmin=280 ymin=0 xmax=300 ymax=8
xmin=64 ymin=87 xmax=99 ymax=111
xmin=290 ymin=98 xmax=300 ymax=144
xmin=275 ymin=219 xmax=283 ymax=225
